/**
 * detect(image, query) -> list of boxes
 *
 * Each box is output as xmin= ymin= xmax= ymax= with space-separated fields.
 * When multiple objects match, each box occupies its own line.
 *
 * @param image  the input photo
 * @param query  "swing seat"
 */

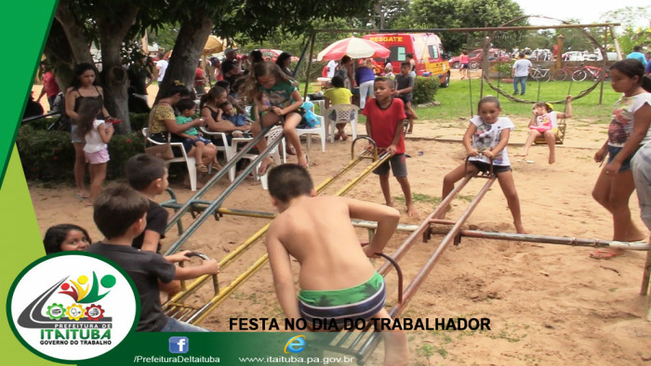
xmin=534 ymin=119 xmax=566 ymax=145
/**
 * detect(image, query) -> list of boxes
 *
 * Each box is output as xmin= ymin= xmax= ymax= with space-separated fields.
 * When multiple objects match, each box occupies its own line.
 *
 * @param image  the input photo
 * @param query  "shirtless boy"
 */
xmin=265 ymin=164 xmax=408 ymax=366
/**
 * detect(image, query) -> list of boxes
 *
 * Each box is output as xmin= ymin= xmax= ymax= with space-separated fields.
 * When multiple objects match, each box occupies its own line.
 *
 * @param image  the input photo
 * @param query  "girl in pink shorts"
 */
xmin=520 ymin=95 xmax=573 ymax=164
xmin=75 ymin=98 xmax=114 ymax=205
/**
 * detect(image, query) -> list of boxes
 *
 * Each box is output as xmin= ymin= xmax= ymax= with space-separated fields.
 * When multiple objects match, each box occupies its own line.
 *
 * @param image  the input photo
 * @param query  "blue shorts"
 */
xmin=373 ymin=153 xmax=407 ymax=178
xmin=182 ymin=135 xmax=213 ymax=153
xmin=607 ymin=145 xmax=636 ymax=173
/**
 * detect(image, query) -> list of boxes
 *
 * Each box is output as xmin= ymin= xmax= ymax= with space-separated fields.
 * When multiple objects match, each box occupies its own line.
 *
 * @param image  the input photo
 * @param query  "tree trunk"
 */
xmin=54 ymin=4 xmax=93 ymax=66
xmin=43 ymin=19 xmax=75 ymax=92
xmin=97 ymin=5 xmax=140 ymax=133
xmin=156 ymin=15 xmax=213 ymax=103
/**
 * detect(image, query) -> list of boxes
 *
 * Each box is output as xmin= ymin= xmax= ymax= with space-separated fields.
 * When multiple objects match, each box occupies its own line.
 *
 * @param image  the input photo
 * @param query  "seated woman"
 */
xmin=201 ymin=86 xmax=251 ymax=139
xmin=148 ymin=84 xmax=217 ymax=188
xmin=324 ymin=75 xmax=353 ymax=140
xmin=519 ymin=95 xmax=573 ymax=164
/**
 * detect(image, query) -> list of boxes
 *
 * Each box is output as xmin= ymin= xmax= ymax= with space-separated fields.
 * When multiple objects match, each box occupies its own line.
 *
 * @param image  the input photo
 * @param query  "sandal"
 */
xmin=299 ymin=154 xmax=309 ymax=169
xmin=286 ymin=145 xmax=296 ymax=156
xmin=211 ymin=161 xmax=222 ymax=171
xmin=589 ymin=249 xmax=624 ymax=259
xmin=196 ymin=163 xmax=208 ymax=173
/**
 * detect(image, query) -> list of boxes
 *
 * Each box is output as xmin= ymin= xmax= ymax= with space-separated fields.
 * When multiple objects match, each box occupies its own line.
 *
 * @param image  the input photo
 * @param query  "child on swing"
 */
xmin=438 ymin=96 xmax=526 ymax=233
xmin=519 ymin=95 xmax=573 ymax=164
xmin=244 ymin=62 xmax=307 ymax=174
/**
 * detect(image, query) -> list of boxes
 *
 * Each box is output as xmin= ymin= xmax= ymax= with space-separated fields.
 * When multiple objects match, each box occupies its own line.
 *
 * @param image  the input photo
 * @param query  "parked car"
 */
xmin=449 ymin=48 xmax=510 ymax=69
xmin=562 ymin=51 xmax=585 ymax=62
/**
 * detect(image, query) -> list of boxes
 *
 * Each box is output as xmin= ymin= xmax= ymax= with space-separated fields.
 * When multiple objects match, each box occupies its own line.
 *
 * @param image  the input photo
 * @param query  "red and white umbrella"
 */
xmin=317 ymin=36 xmax=390 ymax=61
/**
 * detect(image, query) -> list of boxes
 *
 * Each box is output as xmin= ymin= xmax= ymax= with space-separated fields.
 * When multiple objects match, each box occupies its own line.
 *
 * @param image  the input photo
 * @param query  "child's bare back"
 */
xmin=268 ymin=196 xmax=382 ymax=291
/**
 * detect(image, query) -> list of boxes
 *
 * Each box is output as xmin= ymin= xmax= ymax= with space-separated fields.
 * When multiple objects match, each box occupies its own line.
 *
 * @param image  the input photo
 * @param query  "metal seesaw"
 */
xmin=162 ymin=137 xmax=393 ymax=323
xmin=321 ymin=162 xmax=651 ymax=364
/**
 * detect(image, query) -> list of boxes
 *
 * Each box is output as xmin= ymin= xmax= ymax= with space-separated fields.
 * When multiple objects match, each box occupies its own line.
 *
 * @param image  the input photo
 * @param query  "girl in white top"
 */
xmin=591 ymin=59 xmax=651 ymax=259
xmin=76 ymin=97 xmax=114 ymax=206
xmin=438 ymin=96 xmax=525 ymax=233
xmin=520 ymin=95 xmax=573 ymax=164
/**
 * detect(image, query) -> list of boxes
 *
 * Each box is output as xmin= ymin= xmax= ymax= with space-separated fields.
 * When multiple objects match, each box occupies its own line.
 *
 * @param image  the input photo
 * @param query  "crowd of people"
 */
xmin=36 ymin=40 xmax=651 ymax=365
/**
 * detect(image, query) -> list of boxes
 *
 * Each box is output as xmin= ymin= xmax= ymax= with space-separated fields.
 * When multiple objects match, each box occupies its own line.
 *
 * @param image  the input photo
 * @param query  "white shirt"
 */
xmin=327 ymin=60 xmax=337 ymax=78
xmin=156 ymin=59 xmax=169 ymax=82
xmin=608 ymin=92 xmax=651 ymax=147
xmin=468 ymin=116 xmax=515 ymax=166
xmin=512 ymin=59 xmax=532 ymax=77
xmin=83 ymin=120 xmax=107 ymax=153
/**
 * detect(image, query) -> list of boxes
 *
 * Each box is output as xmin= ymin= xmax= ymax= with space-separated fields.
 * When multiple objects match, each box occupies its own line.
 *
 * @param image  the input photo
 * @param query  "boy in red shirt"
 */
xmin=362 ymin=77 xmax=415 ymax=217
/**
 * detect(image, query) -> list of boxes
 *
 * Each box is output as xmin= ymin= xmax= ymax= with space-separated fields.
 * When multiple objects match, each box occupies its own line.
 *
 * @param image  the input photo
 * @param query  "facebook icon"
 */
xmin=169 ymin=336 xmax=189 ymax=354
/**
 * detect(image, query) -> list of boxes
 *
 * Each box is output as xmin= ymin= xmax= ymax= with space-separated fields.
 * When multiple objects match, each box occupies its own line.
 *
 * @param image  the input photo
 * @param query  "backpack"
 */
xmin=297 ymin=101 xmax=320 ymax=128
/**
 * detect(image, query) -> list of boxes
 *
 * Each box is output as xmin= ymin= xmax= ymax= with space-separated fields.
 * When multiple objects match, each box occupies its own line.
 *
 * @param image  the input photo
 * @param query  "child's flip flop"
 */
xmin=518 ymin=158 xmax=535 ymax=164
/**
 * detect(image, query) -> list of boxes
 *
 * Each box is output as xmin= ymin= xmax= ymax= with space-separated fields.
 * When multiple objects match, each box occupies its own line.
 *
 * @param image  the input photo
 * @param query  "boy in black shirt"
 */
xmin=126 ymin=154 xmax=178 ymax=297
xmin=87 ymin=185 xmax=219 ymax=332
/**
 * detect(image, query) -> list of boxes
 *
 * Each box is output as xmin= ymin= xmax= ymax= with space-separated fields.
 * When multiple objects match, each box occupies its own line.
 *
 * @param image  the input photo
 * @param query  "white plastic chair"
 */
xmin=296 ymin=114 xmax=326 ymax=152
xmin=142 ymin=128 xmax=198 ymax=191
xmin=240 ymin=125 xmax=286 ymax=184
xmin=200 ymin=127 xmax=238 ymax=182
xmin=324 ymin=104 xmax=360 ymax=143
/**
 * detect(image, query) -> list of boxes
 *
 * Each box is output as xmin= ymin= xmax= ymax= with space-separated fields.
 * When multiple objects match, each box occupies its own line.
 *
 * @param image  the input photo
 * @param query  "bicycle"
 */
xmin=530 ymin=67 xmax=551 ymax=81
xmin=551 ymin=65 xmax=581 ymax=81
xmin=572 ymin=64 xmax=607 ymax=82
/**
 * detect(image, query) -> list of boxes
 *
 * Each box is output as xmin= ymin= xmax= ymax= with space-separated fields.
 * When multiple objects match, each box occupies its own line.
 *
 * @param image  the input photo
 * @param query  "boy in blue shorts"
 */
xmin=265 ymin=164 xmax=408 ymax=366
xmin=363 ymin=77 xmax=416 ymax=217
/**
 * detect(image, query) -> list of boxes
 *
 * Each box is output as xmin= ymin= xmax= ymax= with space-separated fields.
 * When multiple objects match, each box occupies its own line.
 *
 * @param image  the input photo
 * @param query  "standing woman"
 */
xmin=336 ymin=55 xmax=355 ymax=90
xmin=65 ymin=63 xmax=111 ymax=200
xmin=591 ymin=59 xmax=651 ymax=259
xmin=355 ymin=59 xmax=375 ymax=110
xmin=275 ymin=52 xmax=293 ymax=77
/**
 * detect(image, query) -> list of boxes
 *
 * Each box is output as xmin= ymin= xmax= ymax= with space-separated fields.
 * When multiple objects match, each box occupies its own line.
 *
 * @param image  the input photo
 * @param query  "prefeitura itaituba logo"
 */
xmin=8 ymin=253 xmax=137 ymax=361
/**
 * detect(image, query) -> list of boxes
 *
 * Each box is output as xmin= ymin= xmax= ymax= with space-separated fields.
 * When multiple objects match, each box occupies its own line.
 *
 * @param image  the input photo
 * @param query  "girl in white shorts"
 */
xmin=75 ymin=97 xmax=114 ymax=206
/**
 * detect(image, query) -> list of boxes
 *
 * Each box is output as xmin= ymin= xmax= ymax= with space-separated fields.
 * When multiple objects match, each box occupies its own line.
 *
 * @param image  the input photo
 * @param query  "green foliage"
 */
xmin=128 ymin=113 xmax=150 ymax=134
xmin=413 ymin=77 xmax=440 ymax=104
xmin=397 ymin=0 xmax=526 ymax=53
xmin=16 ymin=124 xmax=145 ymax=182
xmin=16 ymin=125 xmax=76 ymax=181
xmin=148 ymin=23 xmax=180 ymax=53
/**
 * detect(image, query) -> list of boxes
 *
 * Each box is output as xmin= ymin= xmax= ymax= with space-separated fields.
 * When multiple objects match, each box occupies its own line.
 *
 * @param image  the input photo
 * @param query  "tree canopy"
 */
xmin=46 ymin=0 xmax=373 ymax=132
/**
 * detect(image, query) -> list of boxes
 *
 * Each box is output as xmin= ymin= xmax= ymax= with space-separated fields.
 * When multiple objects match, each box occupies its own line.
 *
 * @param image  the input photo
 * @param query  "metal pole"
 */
xmin=458 ymin=230 xmax=651 ymax=250
xmin=303 ymin=32 xmax=317 ymax=102
xmin=165 ymin=125 xmax=272 ymax=233
xmin=164 ymin=130 xmax=282 ymax=255
xmin=163 ymin=147 xmax=389 ymax=314
xmin=186 ymin=152 xmax=393 ymax=324
xmin=358 ymin=176 xmax=496 ymax=363
xmin=314 ymin=24 xmax=620 ymax=33
xmin=376 ymin=174 xmax=473 ymax=277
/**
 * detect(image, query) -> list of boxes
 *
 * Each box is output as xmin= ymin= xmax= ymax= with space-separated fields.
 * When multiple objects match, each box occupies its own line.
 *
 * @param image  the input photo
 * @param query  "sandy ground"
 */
xmin=28 ymin=77 xmax=651 ymax=365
